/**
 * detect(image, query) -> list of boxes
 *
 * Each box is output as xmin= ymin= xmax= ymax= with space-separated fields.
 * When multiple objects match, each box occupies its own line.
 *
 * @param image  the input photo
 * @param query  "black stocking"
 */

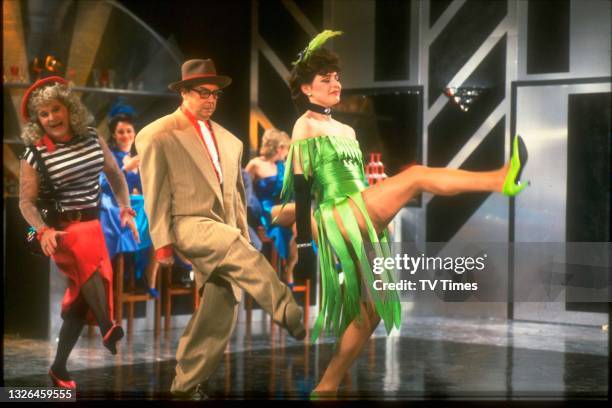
xmin=51 ymin=299 xmax=87 ymax=379
xmin=80 ymin=270 xmax=112 ymax=336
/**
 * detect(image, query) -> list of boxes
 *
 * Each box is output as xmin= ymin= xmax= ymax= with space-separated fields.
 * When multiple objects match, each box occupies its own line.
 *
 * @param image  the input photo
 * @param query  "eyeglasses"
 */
xmin=190 ymin=88 xmax=223 ymax=99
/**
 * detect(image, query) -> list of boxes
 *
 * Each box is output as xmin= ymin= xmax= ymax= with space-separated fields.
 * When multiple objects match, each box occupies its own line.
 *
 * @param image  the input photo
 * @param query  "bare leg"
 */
xmin=270 ymin=203 xmax=296 ymax=228
xmin=145 ymin=249 xmax=160 ymax=291
xmin=310 ymin=163 xmax=511 ymax=394
xmin=311 ymin=206 xmax=381 ymax=394
xmin=363 ymin=164 xmax=508 ymax=233
xmin=285 ymin=236 xmax=297 ymax=284
xmin=271 ymin=204 xmax=299 ymax=283
xmin=313 ymin=302 xmax=380 ymax=394
xmin=310 ymin=162 xmax=507 ymax=392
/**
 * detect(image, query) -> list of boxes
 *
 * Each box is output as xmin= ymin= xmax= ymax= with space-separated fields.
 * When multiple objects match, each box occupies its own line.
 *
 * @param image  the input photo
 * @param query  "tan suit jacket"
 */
xmin=136 ymin=108 xmax=249 ymax=301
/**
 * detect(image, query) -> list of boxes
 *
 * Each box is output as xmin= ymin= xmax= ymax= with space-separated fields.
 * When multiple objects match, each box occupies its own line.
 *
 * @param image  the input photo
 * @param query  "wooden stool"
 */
xmin=160 ymin=264 xmax=200 ymax=331
xmin=288 ymin=279 xmax=310 ymax=334
xmin=246 ymin=227 xmax=311 ymax=333
xmin=245 ymin=227 xmax=280 ymax=328
xmin=113 ymin=253 xmax=161 ymax=336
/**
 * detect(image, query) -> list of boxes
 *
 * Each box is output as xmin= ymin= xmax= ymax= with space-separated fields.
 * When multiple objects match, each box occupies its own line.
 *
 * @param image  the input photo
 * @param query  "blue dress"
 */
xmin=99 ymin=148 xmax=152 ymax=279
xmin=254 ymin=160 xmax=293 ymax=260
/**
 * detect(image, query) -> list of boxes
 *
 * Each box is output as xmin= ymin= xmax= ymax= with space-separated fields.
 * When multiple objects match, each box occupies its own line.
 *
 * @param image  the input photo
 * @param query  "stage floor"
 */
xmin=4 ymin=316 xmax=608 ymax=400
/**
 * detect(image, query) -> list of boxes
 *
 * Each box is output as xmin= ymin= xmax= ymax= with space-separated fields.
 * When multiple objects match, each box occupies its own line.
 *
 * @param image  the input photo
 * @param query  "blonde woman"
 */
xmin=18 ymin=76 xmax=138 ymax=388
xmin=245 ymin=129 xmax=298 ymax=284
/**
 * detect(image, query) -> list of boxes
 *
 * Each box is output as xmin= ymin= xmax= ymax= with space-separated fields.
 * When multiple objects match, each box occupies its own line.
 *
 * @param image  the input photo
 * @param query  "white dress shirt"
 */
xmin=197 ymin=120 xmax=223 ymax=184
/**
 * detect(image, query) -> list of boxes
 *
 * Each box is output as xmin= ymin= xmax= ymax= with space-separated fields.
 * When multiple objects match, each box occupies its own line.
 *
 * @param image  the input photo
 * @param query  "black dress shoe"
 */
xmin=284 ymin=302 xmax=306 ymax=340
xmin=172 ymin=382 xmax=209 ymax=400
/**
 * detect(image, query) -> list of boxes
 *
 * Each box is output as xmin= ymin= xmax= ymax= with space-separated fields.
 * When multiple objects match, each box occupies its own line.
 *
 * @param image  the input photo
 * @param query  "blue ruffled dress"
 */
xmin=99 ymin=148 xmax=152 ymax=279
xmin=254 ymin=160 xmax=294 ymax=260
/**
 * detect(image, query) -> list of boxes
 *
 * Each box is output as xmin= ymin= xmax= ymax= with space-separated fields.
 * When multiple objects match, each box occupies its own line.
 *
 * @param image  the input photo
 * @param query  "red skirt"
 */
xmin=52 ymin=220 xmax=114 ymax=322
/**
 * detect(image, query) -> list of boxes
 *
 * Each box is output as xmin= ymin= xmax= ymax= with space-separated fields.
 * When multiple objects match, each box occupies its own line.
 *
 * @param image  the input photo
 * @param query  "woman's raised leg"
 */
xmin=363 ymin=164 xmax=508 ymax=233
xmin=363 ymin=135 xmax=528 ymax=232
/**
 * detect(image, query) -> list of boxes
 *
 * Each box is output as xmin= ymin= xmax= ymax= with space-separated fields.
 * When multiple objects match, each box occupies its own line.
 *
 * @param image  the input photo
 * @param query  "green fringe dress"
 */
xmin=281 ymin=135 xmax=401 ymax=342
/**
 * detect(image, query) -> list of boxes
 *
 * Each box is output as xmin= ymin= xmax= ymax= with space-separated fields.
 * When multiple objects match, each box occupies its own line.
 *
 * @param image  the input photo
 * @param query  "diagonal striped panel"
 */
xmin=66 ymin=1 xmax=113 ymax=87
xmin=250 ymin=0 xmax=322 ymax=155
xmin=428 ymin=0 xmax=507 ymax=106
xmin=430 ymin=0 xmax=454 ymax=27
xmin=258 ymin=51 xmax=295 ymax=134
xmin=258 ymin=0 xmax=312 ymax=69
xmin=428 ymin=34 xmax=507 ymax=167
xmin=282 ymin=0 xmax=319 ymax=36
xmin=426 ymin=117 xmax=505 ymax=243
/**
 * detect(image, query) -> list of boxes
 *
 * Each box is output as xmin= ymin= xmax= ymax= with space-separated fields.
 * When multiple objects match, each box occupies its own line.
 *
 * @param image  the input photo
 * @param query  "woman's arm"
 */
xmin=290 ymin=117 xmax=316 ymax=280
xmin=244 ymin=157 xmax=259 ymax=181
xmin=19 ymin=160 xmax=67 ymax=256
xmin=100 ymin=135 xmax=130 ymax=208
xmin=290 ymin=116 xmax=313 ymax=175
xmin=99 ymin=135 xmax=140 ymax=242
xmin=18 ymin=160 xmax=45 ymax=229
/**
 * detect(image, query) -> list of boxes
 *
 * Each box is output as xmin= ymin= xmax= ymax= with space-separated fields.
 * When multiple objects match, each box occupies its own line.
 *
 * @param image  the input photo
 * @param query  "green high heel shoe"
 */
xmin=309 ymin=390 xmax=337 ymax=400
xmin=502 ymin=135 xmax=529 ymax=196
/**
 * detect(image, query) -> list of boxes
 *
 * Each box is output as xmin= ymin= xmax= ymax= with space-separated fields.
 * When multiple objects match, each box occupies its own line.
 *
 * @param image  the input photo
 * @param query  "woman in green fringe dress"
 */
xmin=282 ymin=31 xmax=529 ymax=396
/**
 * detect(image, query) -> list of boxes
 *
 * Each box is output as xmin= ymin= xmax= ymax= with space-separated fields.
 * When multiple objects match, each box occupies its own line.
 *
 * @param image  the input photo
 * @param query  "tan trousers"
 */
xmin=170 ymin=235 xmax=297 ymax=394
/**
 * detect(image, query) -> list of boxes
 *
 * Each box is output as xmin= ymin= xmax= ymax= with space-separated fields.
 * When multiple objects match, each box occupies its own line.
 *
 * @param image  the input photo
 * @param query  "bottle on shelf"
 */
xmin=377 ymin=153 xmax=387 ymax=181
xmin=366 ymin=152 xmax=377 ymax=185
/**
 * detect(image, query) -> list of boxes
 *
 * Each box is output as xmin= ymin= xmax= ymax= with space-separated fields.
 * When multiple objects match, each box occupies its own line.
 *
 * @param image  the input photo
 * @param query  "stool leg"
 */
xmin=246 ymin=294 xmax=252 ymax=330
xmin=128 ymin=255 xmax=136 ymax=336
xmin=115 ymin=255 xmax=125 ymax=326
xmin=164 ymin=265 xmax=171 ymax=331
xmin=128 ymin=302 xmax=134 ymax=336
xmin=193 ymin=283 xmax=199 ymax=310
xmin=305 ymin=279 xmax=310 ymax=334
xmin=155 ymin=268 xmax=161 ymax=338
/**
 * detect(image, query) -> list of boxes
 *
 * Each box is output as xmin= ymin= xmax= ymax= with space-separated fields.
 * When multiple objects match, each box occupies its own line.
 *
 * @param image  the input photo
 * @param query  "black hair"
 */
xmin=288 ymin=48 xmax=341 ymax=112
xmin=107 ymin=113 xmax=136 ymax=154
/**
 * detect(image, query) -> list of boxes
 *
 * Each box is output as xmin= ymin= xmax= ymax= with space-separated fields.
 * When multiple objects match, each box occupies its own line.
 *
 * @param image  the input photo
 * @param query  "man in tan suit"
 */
xmin=136 ymin=59 xmax=305 ymax=398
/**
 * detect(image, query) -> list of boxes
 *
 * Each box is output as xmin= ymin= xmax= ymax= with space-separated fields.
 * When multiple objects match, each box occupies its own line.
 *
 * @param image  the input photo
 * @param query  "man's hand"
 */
xmin=155 ymin=245 xmax=174 ymax=266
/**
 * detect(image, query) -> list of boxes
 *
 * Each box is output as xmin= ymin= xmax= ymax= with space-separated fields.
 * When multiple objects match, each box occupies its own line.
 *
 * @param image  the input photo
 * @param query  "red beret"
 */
xmin=21 ymin=76 xmax=69 ymax=122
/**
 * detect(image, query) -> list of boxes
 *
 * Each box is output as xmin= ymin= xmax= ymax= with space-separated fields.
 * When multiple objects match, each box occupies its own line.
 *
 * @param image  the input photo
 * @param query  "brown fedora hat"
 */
xmin=168 ymin=59 xmax=232 ymax=92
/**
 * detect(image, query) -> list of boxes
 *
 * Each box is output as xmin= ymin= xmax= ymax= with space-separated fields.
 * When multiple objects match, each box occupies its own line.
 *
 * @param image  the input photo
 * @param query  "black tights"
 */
xmin=51 ymin=271 xmax=112 ymax=379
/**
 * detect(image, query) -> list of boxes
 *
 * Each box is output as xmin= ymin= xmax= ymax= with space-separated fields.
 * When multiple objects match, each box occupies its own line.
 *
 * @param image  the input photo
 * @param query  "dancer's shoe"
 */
xmin=502 ymin=135 xmax=529 ymax=196
xmin=49 ymin=367 xmax=76 ymax=389
xmin=172 ymin=382 xmax=209 ymax=400
xmin=283 ymin=302 xmax=306 ymax=340
xmin=309 ymin=390 xmax=337 ymax=400
xmin=147 ymin=287 xmax=160 ymax=299
xmin=103 ymin=324 xmax=124 ymax=355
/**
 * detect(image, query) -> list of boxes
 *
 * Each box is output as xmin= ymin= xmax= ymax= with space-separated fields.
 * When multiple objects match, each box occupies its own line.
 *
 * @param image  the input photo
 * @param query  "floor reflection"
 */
xmin=4 ymin=317 xmax=607 ymax=399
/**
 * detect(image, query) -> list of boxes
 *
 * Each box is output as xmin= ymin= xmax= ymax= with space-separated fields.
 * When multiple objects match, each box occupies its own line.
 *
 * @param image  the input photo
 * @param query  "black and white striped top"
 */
xmin=22 ymin=128 xmax=105 ymax=211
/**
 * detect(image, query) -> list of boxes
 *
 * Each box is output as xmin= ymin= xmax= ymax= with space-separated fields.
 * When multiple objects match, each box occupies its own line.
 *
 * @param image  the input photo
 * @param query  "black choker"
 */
xmin=306 ymin=102 xmax=332 ymax=115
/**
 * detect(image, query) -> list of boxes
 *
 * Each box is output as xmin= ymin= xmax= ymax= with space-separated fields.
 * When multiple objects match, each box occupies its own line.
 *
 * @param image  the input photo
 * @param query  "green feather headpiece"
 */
xmin=292 ymin=30 xmax=343 ymax=66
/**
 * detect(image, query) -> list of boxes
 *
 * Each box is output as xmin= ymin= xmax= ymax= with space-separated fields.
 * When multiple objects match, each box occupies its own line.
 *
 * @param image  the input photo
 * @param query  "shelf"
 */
xmin=3 ymin=82 xmax=178 ymax=98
